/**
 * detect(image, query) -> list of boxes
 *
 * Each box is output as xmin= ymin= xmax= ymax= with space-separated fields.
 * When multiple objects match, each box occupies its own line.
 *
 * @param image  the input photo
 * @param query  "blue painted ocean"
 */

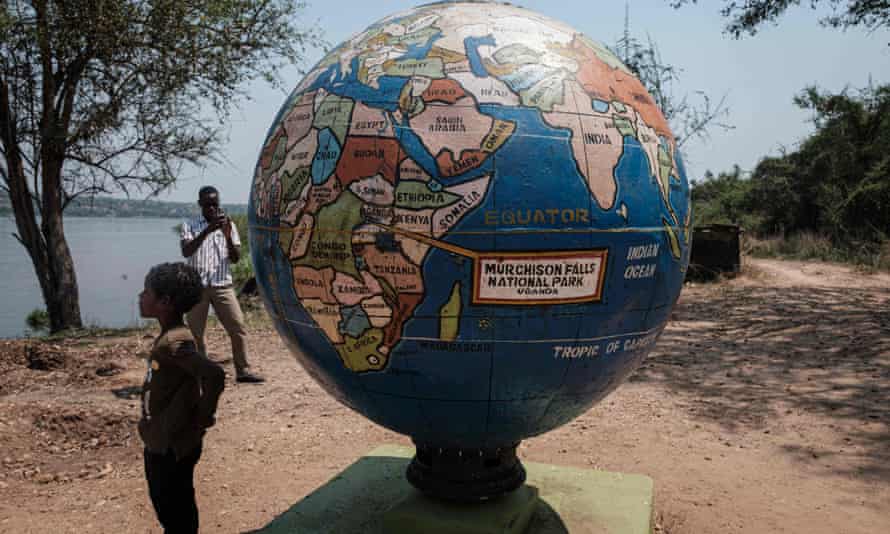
xmin=249 ymin=28 xmax=690 ymax=446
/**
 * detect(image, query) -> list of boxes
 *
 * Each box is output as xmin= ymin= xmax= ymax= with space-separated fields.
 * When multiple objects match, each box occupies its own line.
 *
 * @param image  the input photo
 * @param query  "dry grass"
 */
xmin=745 ymin=232 xmax=890 ymax=271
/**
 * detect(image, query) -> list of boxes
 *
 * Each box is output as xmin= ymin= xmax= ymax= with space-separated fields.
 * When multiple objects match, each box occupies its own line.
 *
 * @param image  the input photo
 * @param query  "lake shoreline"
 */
xmin=0 ymin=217 xmax=185 ymax=338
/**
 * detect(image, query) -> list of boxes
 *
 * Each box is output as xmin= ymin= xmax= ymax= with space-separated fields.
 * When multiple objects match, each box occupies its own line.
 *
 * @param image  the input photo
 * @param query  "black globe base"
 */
xmin=406 ymin=440 xmax=526 ymax=502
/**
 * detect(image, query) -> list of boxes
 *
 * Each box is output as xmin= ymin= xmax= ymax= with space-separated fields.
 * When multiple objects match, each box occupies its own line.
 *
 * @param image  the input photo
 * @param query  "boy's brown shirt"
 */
xmin=139 ymin=326 xmax=225 ymax=459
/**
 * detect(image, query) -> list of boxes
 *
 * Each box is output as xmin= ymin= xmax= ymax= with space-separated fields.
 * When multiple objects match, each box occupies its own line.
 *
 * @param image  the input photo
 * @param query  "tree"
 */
xmin=746 ymin=83 xmax=890 ymax=242
xmin=690 ymin=165 xmax=757 ymax=227
xmin=0 ymin=0 xmax=322 ymax=332
xmin=612 ymin=6 xmax=732 ymax=147
xmin=668 ymin=0 xmax=890 ymax=38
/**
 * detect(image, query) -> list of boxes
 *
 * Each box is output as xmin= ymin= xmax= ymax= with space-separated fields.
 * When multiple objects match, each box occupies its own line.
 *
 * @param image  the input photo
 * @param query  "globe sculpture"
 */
xmin=249 ymin=1 xmax=690 ymax=501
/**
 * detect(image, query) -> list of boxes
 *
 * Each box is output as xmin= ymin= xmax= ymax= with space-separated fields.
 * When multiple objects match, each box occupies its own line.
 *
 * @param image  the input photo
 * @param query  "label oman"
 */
xmin=473 ymin=251 xmax=608 ymax=305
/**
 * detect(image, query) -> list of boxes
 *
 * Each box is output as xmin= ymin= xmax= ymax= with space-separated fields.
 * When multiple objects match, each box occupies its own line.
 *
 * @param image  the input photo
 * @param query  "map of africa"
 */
xmin=250 ymin=2 xmax=690 ymax=445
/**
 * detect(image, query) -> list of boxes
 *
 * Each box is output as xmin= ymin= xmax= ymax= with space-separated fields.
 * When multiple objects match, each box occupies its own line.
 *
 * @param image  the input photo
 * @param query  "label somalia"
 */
xmin=473 ymin=250 xmax=608 ymax=305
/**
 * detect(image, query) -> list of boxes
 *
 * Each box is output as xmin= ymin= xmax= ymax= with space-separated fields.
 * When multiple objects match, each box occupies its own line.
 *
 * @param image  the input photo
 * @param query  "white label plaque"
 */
xmin=473 ymin=250 xmax=608 ymax=305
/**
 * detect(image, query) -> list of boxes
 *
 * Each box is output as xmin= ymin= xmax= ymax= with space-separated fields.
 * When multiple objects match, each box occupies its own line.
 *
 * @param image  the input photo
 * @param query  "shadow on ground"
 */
xmin=243 ymin=452 xmax=574 ymax=534
xmin=632 ymin=283 xmax=890 ymax=481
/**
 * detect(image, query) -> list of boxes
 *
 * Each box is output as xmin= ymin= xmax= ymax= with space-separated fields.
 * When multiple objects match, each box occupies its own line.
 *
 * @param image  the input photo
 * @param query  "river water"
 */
xmin=0 ymin=217 xmax=184 ymax=338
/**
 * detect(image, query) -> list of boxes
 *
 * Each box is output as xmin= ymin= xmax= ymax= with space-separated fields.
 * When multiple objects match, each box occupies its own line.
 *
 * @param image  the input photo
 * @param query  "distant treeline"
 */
xmin=692 ymin=84 xmax=890 ymax=265
xmin=0 ymin=195 xmax=247 ymax=219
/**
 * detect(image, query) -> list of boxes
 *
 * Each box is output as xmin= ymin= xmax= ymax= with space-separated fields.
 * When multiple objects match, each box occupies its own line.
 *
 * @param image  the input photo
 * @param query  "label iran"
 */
xmin=473 ymin=251 xmax=608 ymax=305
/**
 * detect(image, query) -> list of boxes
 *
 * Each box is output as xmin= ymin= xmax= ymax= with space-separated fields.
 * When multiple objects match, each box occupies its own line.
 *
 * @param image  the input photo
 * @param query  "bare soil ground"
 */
xmin=1 ymin=258 xmax=888 ymax=534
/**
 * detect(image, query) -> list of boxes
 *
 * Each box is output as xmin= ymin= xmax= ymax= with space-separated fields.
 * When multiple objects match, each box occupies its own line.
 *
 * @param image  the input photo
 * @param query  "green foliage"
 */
xmin=744 ymin=156 xmax=803 ymax=234
xmin=229 ymin=213 xmax=254 ymax=290
xmin=3 ymin=0 xmax=324 ymax=199
xmin=692 ymin=83 xmax=890 ymax=269
xmin=0 ymin=9 xmax=11 ymax=37
xmin=1 ymin=0 xmax=323 ymax=332
xmin=25 ymin=309 xmax=50 ymax=332
xmin=40 ymin=325 xmax=145 ymax=341
xmin=230 ymin=214 xmax=250 ymax=256
xmin=752 ymin=84 xmax=890 ymax=244
xmin=690 ymin=166 xmax=758 ymax=229
xmin=669 ymin=1 xmax=890 ymax=40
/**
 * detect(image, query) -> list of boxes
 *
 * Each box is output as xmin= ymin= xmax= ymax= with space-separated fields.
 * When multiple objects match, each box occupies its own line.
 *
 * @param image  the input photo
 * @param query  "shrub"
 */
xmin=25 ymin=309 xmax=50 ymax=332
xmin=228 ymin=214 xmax=254 ymax=291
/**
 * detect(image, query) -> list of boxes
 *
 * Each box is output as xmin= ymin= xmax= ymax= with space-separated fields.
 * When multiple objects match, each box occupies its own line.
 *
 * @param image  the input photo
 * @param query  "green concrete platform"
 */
xmin=253 ymin=445 xmax=654 ymax=534
xmin=384 ymin=483 xmax=540 ymax=534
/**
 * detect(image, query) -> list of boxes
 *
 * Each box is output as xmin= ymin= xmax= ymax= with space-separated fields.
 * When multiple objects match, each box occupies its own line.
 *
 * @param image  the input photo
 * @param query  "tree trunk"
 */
xmin=41 ymin=208 xmax=83 ymax=333
xmin=3 ymin=159 xmax=83 ymax=333
xmin=3 ymin=167 xmax=83 ymax=331
xmin=1 ymin=77 xmax=83 ymax=333
xmin=39 ymin=138 xmax=84 ymax=333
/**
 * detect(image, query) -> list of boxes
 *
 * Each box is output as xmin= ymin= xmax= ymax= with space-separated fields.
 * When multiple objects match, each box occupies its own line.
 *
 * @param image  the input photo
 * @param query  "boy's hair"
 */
xmin=145 ymin=263 xmax=204 ymax=315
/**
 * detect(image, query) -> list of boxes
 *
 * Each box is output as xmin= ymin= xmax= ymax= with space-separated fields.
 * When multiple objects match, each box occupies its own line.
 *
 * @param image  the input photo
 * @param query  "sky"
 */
xmin=160 ymin=0 xmax=890 ymax=204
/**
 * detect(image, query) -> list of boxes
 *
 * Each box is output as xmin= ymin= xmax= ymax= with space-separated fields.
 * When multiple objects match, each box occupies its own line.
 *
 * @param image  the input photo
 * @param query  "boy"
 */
xmin=138 ymin=262 xmax=226 ymax=533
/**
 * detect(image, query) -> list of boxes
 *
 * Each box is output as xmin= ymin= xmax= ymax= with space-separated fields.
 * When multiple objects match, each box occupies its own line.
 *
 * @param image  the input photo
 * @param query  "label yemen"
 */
xmin=374 ymin=223 xmax=608 ymax=305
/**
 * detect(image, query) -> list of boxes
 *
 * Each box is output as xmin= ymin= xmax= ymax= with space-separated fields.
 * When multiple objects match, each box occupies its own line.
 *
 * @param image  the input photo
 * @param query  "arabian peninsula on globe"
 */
xmin=249 ymin=1 xmax=691 ymax=450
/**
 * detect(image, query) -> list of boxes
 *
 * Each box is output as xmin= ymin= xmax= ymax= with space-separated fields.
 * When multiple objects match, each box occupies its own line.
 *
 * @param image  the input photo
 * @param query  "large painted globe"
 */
xmin=249 ymin=2 xmax=690 ymax=452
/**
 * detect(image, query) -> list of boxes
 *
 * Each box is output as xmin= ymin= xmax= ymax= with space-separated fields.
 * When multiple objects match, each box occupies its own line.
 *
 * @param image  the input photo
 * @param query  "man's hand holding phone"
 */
xmin=220 ymin=211 xmax=233 ymax=240
xmin=206 ymin=207 xmax=227 ymax=232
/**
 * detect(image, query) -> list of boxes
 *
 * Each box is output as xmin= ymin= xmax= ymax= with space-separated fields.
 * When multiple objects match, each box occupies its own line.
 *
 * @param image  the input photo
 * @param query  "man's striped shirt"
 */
xmin=181 ymin=217 xmax=241 ymax=287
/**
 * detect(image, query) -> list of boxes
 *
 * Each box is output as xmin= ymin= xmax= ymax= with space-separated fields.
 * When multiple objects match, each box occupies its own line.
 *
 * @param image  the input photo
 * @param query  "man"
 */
xmin=180 ymin=186 xmax=264 ymax=383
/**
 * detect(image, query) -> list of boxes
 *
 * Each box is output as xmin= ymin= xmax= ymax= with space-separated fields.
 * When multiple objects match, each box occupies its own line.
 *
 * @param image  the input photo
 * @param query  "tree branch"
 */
xmin=62 ymin=184 xmax=113 ymax=210
xmin=33 ymin=0 xmax=56 ymax=126
xmin=669 ymin=0 xmax=890 ymax=38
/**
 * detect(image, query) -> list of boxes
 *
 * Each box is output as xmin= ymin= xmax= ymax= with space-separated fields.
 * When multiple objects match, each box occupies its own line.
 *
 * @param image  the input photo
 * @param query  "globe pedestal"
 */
xmin=384 ymin=482 xmax=540 ymax=534
xmin=250 ymin=4 xmax=689 ymax=526
xmin=252 ymin=445 xmax=655 ymax=534
xmin=406 ymin=441 xmax=526 ymax=502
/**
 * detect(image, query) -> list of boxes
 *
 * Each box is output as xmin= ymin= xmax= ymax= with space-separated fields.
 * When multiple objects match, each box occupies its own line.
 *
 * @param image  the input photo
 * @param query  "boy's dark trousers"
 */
xmin=144 ymin=444 xmax=203 ymax=534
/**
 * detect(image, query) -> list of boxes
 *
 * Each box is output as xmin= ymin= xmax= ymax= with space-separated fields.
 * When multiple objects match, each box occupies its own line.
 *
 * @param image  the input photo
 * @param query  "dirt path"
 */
xmin=740 ymin=257 xmax=890 ymax=288
xmin=1 ymin=258 xmax=888 ymax=533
